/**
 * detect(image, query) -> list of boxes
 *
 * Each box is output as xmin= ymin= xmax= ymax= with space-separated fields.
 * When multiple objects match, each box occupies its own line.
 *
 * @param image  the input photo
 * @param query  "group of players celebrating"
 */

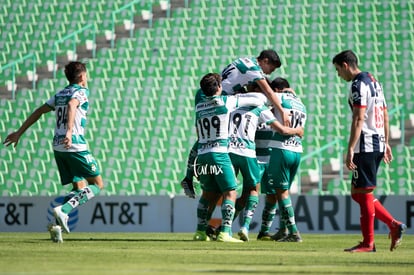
xmin=181 ymin=49 xmax=307 ymax=243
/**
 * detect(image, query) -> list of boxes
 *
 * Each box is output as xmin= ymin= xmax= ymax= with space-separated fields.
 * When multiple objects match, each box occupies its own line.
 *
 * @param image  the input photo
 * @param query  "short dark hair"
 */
xmin=64 ymin=61 xmax=87 ymax=84
xmin=257 ymin=49 xmax=282 ymax=68
xmin=200 ymin=73 xmax=221 ymax=96
xmin=332 ymin=50 xmax=358 ymax=68
xmin=270 ymin=77 xmax=290 ymax=90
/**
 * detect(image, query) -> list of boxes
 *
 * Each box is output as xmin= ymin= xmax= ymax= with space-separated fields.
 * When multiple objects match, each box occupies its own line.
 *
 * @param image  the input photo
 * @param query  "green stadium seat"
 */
xmin=116 ymin=180 xmax=136 ymax=196
xmin=39 ymin=179 xmax=59 ymax=196
xmin=395 ymin=178 xmax=413 ymax=195
xmin=2 ymin=0 xmax=413 ymax=196
xmin=138 ymin=179 xmax=156 ymax=195
xmin=20 ymin=179 xmax=39 ymax=196
xmin=326 ymin=179 xmax=348 ymax=195
xmin=1 ymin=181 xmax=20 ymax=196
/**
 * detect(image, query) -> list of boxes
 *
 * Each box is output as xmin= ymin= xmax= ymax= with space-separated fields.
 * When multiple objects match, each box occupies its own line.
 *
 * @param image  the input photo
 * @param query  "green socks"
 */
xmin=196 ymin=197 xmax=209 ymax=231
xmin=221 ymin=199 xmax=235 ymax=233
xmin=260 ymin=201 xmax=277 ymax=233
xmin=61 ymin=184 xmax=101 ymax=214
xmin=241 ymin=195 xmax=259 ymax=230
xmin=278 ymin=197 xmax=297 ymax=234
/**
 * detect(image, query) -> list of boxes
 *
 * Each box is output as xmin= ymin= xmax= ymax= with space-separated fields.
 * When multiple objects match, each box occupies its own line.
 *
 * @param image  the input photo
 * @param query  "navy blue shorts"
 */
xmin=351 ymin=152 xmax=384 ymax=189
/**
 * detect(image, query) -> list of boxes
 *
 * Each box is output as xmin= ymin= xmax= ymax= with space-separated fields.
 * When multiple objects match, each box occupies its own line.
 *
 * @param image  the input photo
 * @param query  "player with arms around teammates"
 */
xmin=228 ymin=84 xmax=304 ymax=242
xmin=257 ymin=77 xmax=306 ymax=242
xmin=3 ymin=61 xmax=104 ymax=243
xmin=332 ymin=50 xmax=406 ymax=252
xmin=181 ymin=49 xmax=289 ymax=198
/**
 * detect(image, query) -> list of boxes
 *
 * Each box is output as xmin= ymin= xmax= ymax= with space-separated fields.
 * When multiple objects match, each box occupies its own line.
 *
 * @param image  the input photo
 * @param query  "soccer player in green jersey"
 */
xmin=257 ymin=77 xmax=306 ymax=242
xmin=229 ymin=95 xmax=304 ymax=242
xmin=3 ymin=61 xmax=104 ymax=240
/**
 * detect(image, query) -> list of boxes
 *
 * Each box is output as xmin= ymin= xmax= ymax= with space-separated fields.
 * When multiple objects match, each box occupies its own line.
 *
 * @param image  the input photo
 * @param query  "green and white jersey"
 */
xmin=195 ymin=57 xmax=264 ymax=104
xmin=195 ymin=93 xmax=267 ymax=155
xmin=255 ymin=123 xmax=273 ymax=164
xmin=228 ymin=105 xmax=276 ymax=158
xmin=269 ymin=92 xmax=307 ymax=153
xmin=221 ymin=57 xmax=265 ymax=94
xmin=46 ymin=84 xmax=90 ymax=152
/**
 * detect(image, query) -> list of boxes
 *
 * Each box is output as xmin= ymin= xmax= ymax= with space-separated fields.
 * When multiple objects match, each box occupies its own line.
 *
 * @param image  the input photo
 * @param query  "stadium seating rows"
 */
xmin=1 ymin=0 xmax=413 ymax=196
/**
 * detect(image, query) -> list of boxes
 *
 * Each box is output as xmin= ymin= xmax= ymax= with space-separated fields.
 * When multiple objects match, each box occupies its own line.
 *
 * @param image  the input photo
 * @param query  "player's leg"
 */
xmin=205 ymin=194 xmax=223 ymax=240
xmin=53 ymin=151 xmax=102 ymax=233
xmin=214 ymin=153 xmax=243 ymax=242
xmin=257 ymin=194 xmax=278 ymax=240
xmin=192 ymin=153 xmax=220 ymax=241
xmin=256 ymin=160 xmax=278 ymax=240
xmin=51 ymin=150 xmax=76 ymax=235
xmin=268 ymin=149 xmax=301 ymax=242
xmin=229 ymin=153 xmax=244 ymax=219
xmin=344 ymin=153 xmax=378 ymax=252
xmin=275 ymin=189 xmax=302 ymax=242
xmin=236 ymin=156 xmax=261 ymax=241
xmin=63 ymin=180 xmax=87 ymax=203
xmin=193 ymin=191 xmax=215 ymax=241
xmin=368 ymin=152 xmax=406 ymax=251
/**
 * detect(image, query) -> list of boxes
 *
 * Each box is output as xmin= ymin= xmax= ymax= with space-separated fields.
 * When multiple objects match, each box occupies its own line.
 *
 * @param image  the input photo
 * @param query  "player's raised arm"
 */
xmin=3 ymin=104 xmax=52 ymax=147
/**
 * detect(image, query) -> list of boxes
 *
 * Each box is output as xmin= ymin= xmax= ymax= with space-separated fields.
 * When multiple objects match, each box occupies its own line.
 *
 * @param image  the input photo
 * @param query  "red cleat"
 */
xmin=344 ymin=242 xmax=376 ymax=253
xmin=389 ymin=221 xmax=407 ymax=251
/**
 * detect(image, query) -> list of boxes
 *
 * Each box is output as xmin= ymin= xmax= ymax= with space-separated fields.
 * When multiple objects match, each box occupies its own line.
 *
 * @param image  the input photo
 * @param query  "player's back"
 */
xmin=49 ymin=84 xmax=90 ymax=152
xmin=221 ymin=57 xmax=265 ymax=95
xmin=270 ymin=92 xmax=307 ymax=153
xmin=229 ymin=105 xmax=274 ymax=158
xmin=195 ymin=95 xmax=236 ymax=155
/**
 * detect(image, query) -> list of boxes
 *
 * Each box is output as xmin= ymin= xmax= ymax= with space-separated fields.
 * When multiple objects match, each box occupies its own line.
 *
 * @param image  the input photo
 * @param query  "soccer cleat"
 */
xmin=257 ymin=231 xmax=273 ymax=241
xmin=389 ymin=221 xmax=407 ymax=251
xmin=206 ymin=225 xmax=220 ymax=241
xmin=49 ymin=225 xmax=63 ymax=243
xmin=271 ymin=229 xmax=288 ymax=241
xmin=53 ymin=206 xmax=70 ymax=233
xmin=217 ymin=232 xmax=244 ymax=243
xmin=344 ymin=242 xmax=376 ymax=253
xmin=237 ymin=227 xmax=249 ymax=242
xmin=181 ymin=177 xmax=196 ymax=198
xmin=277 ymin=233 xmax=303 ymax=243
xmin=193 ymin=230 xmax=210 ymax=241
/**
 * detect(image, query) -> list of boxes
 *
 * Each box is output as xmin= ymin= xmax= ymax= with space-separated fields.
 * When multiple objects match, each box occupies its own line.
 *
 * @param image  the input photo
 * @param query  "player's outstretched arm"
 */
xmin=3 ymin=104 xmax=52 ymax=147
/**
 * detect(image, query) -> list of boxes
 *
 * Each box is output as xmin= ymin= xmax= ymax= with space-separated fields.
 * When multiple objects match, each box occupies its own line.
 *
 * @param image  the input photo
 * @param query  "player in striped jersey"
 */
xmin=181 ymin=50 xmax=288 ymax=198
xmin=228 ymin=97 xmax=303 ymax=242
xmin=3 ymin=62 xmax=104 ymax=239
xmin=257 ymin=77 xmax=307 ymax=242
xmin=333 ymin=50 xmax=406 ymax=252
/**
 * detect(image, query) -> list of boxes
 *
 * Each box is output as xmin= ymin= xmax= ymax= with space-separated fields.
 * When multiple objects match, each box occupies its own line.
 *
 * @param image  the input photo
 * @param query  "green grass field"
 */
xmin=0 ymin=233 xmax=412 ymax=275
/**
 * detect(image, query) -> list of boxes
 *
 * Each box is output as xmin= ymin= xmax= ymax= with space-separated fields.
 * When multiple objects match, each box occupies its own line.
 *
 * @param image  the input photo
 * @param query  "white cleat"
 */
xmin=238 ymin=227 xmax=249 ymax=242
xmin=53 ymin=206 xmax=70 ymax=233
xmin=48 ymin=224 xmax=63 ymax=243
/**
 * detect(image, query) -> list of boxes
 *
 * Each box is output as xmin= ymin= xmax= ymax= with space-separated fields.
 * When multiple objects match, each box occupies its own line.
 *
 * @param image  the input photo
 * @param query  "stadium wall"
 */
xmin=0 ymin=195 xmax=412 ymax=234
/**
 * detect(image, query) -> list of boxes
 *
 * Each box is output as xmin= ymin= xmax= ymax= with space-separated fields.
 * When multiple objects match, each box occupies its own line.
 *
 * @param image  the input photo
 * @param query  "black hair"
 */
xmin=200 ymin=73 xmax=221 ymax=96
xmin=270 ymin=77 xmax=290 ymax=90
xmin=64 ymin=61 xmax=87 ymax=84
xmin=332 ymin=50 xmax=358 ymax=68
xmin=257 ymin=49 xmax=282 ymax=68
